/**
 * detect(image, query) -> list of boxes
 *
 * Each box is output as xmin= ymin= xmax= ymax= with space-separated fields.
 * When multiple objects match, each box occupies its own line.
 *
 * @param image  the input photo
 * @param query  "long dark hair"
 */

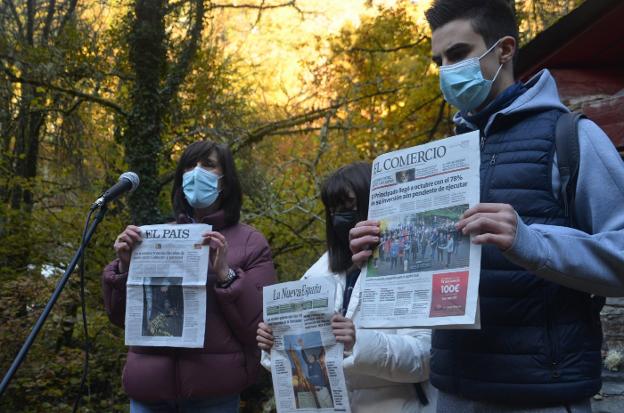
xmin=171 ymin=140 xmax=242 ymax=226
xmin=321 ymin=162 xmax=371 ymax=273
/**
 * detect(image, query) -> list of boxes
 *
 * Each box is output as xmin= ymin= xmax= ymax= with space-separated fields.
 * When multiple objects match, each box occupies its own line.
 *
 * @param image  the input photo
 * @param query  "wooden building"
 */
xmin=517 ymin=0 xmax=624 ymax=153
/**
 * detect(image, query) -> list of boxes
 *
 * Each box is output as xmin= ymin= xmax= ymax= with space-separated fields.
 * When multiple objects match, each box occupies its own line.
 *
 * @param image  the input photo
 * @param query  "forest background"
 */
xmin=0 ymin=0 xmax=584 ymax=411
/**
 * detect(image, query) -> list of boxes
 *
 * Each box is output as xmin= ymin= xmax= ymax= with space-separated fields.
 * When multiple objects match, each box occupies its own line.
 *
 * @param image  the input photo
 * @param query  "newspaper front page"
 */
xmin=360 ymin=131 xmax=481 ymax=329
xmin=124 ymin=223 xmax=211 ymax=348
xmin=264 ymin=278 xmax=350 ymax=413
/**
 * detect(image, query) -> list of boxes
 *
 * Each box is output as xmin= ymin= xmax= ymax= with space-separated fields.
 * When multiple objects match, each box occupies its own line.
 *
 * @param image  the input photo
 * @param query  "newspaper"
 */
xmin=264 ymin=278 xmax=350 ymax=413
xmin=124 ymin=223 xmax=211 ymax=348
xmin=360 ymin=131 xmax=481 ymax=329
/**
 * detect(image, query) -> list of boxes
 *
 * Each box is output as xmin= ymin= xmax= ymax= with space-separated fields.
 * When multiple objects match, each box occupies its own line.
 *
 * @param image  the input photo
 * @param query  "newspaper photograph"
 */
xmin=264 ymin=278 xmax=350 ymax=413
xmin=124 ymin=223 xmax=211 ymax=348
xmin=360 ymin=131 xmax=481 ymax=329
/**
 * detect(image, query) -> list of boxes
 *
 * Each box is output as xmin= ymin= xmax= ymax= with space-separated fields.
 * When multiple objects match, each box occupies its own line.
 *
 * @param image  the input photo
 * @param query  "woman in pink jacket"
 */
xmin=102 ymin=141 xmax=276 ymax=412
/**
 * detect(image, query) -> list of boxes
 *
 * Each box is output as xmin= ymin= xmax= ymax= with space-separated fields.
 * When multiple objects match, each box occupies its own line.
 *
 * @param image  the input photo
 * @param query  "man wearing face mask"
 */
xmin=257 ymin=162 xmax=437 ymax=413
xmin=349 ymin=1 xmax=624 ymax=412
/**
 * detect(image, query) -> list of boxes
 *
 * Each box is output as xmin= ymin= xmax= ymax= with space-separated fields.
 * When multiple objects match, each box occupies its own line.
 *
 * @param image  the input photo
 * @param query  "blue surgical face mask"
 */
xmin=182 ymin=167 xmax=221 ymax=209
xmin=439 ymin=39 xmax=504 ymax=112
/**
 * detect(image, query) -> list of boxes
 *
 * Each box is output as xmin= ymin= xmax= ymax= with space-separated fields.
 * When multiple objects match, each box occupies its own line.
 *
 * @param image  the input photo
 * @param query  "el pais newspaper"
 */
xmin=360 ymin=131 xmax=481 ymax=329
xmin=124 ymin=223 xmax=211 ymax=348
xmin=263 ymin=278 xmax=350 ymax=413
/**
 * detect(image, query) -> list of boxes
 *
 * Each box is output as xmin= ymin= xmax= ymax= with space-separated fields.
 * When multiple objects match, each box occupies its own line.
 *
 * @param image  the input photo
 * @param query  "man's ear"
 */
xmin=499 ymin=36 xmax=516 ymax=65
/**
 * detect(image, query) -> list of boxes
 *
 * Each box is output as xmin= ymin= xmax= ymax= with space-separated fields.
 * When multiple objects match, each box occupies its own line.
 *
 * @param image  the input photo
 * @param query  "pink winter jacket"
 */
xmin=101 ymin=210 xmax=276 ymax=401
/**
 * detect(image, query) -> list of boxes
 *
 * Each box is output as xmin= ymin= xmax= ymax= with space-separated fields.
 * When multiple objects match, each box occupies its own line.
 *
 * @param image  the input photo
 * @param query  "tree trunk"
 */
xmin=2 ymin=81 xmax=45 ymax=271
xmin=124 ymin=0 xmax=167 ymax=225
xmin=11 ymin=85 xmax=45 ymax=211
xmin=122 ymin=0 xmax=204 ymax=225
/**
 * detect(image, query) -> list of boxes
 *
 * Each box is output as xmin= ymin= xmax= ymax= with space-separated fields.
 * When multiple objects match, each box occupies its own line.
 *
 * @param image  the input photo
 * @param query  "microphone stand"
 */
xmin=0 ymin=204 xmax=109 ymax=398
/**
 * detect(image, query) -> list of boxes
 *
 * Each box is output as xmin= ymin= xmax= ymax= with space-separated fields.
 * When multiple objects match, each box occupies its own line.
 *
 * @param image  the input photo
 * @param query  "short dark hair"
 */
xmin=321 ymin=162 xmax=371 ymax=273
xmin=171 ymin=140 xmax=242 ymax=226
xmin=425 ymin=0 xmax=518 ymax=49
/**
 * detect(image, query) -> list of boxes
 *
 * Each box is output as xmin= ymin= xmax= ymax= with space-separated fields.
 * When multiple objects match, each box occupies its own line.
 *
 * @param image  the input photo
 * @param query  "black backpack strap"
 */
xmin=414 ymin=382 xmax=429 ymax=406
xmin=555 ymin=111 xmax=586 ymax=226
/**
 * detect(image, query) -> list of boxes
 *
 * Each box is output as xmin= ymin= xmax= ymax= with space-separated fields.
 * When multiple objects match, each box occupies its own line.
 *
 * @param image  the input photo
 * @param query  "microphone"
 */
xmin=92 ymin=172 xmax=140 ymax=208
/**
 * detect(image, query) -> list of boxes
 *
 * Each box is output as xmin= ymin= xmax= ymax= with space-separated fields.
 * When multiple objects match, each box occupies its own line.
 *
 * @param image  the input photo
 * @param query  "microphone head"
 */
xmin=119 ymin=172 xmax=140 ymax=193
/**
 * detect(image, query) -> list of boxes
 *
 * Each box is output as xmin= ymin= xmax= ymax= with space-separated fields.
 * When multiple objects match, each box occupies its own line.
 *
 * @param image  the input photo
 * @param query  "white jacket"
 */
xmin=262 ymin=253 xmax=437 ymax=413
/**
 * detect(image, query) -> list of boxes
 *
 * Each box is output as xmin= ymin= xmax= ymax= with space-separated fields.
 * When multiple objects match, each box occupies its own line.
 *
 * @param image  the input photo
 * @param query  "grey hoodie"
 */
xmin=457 ymin=69 xmax=624 ymax=297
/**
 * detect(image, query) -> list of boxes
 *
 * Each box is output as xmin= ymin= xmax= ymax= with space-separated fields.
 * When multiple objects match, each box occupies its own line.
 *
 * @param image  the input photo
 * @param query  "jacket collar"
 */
xmin=177 ymin=209 xmax=228 ymax=231
xmin=454 ymin=69 xmax=569 ymax=136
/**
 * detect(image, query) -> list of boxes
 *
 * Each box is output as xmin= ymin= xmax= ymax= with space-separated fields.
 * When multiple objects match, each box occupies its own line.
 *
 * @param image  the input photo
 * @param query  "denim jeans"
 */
xmin=130 ymin=394 xmax=240 ymax=413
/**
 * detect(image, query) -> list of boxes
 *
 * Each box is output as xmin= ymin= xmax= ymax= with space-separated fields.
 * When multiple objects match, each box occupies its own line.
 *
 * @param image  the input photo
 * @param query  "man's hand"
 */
xmin=349 ymin=220 xmax=381 ymax=268
xmin=456 ymin=203 xmax=518 ymax=251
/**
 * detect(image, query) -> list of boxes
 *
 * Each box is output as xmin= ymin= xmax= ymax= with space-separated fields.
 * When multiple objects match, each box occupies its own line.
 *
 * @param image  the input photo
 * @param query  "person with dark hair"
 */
xmin=429 ymin=230 xmax=438 ymax=262
xmin=349 ymin=1 xmax=624 ymax=412
xmin=389 ymin=236 xmax=400 ymax=270
xmin=444 ymin=233 xmax=453 ymax=268
xmin=101 ymin=140 xmax=276 ymax=412
xmin=420 ymin=229 xmax=429 ymax=259
xmin=257 ymin=162 xmax=436 ymax=412
xmin=436 ymin=230 xmax=445 ymax=264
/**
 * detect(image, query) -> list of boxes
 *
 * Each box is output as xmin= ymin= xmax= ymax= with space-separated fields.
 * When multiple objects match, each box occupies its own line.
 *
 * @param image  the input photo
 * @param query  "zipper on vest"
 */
xmin=545 ymin=293 xmax=561 ymax=380
xmin=479 ymin=133 xmax=496 ymax=202
xmin=547 ymin=325 xmax=561 ymax=379
xmin=481 ymin=153 xmax=497 ymax=201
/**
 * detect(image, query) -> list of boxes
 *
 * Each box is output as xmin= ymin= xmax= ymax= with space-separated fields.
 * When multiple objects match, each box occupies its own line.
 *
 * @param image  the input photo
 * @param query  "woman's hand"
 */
xmin=114 ymin=225 xmax=142 ymax=273
xmin=349 ymin=220 xmax=381 ymax=268
xmin=331 ymin=314 xmax=356 ymax=351
xmin=202 ymin=230 xmax=229 ymax=282
xmin=257 ymin=322 xmax=274 ymax=351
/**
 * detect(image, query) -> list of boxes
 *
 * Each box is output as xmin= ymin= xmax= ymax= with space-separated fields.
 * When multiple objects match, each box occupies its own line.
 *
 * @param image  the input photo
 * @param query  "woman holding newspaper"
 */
xmin=102 ymin=140 xmax=276 ymax=412
xmin=257 ymin=162 xmax=436 ymax=413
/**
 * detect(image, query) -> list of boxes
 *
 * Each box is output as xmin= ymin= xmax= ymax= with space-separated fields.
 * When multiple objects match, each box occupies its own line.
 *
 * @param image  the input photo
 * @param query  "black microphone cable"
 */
xmin=73 ymin=173 xmax=138 ymax=410
xmin=71 ymin=206 xmax=96 ymax=413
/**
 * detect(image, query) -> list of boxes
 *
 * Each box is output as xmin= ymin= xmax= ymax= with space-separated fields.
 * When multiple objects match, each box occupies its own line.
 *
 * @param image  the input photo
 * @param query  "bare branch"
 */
xmin=428 ymin=98 xmax=446 ymax=140
xmin=4 ymin=0 xmax=24 ymax=40
xmin=2 ymin=65 xmax=128 ymax=117
xmin=263 ymin=125 xmax=363 ymax=137
xmin=209 ymin=0 xmax=310 ymax=21
xmin=209 ymin=0 xmax=297 ymax=11
xmin=313 ymin=107 xmax=334 ymax=167
xmin=26 ymin=0 xmax=34 ymax=45
xmin=29 ymin=96 xmax=85 ymax=115
xmin=271 ymin=243 xmax=306 ymax=258
xmin=253 ymin=0 xmax=266 ymax=26
xmin=246 ymin=193 xmax=324 ymax=260
xmin=272 ymin=237 xmax=324 ymax=258
xmin=232 ymin=87 xmax=403 ymax=152
xmin=161 ymin=0 xmax=205 ymax=106
xmin=349 ymin=36 xmax=427 ymax=54
xmin=41 ymin=0 xmax=56 ymax=44
xmin=57 ymin=0 xmax=77 ymax=36
xmin=158 ymin=170 xmax=175 ymax=190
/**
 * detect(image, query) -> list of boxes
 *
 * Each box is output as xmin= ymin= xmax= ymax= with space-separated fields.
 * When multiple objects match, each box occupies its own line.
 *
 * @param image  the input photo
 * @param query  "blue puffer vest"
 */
xmin=430 ymin=108 xmax=605 ymax=405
